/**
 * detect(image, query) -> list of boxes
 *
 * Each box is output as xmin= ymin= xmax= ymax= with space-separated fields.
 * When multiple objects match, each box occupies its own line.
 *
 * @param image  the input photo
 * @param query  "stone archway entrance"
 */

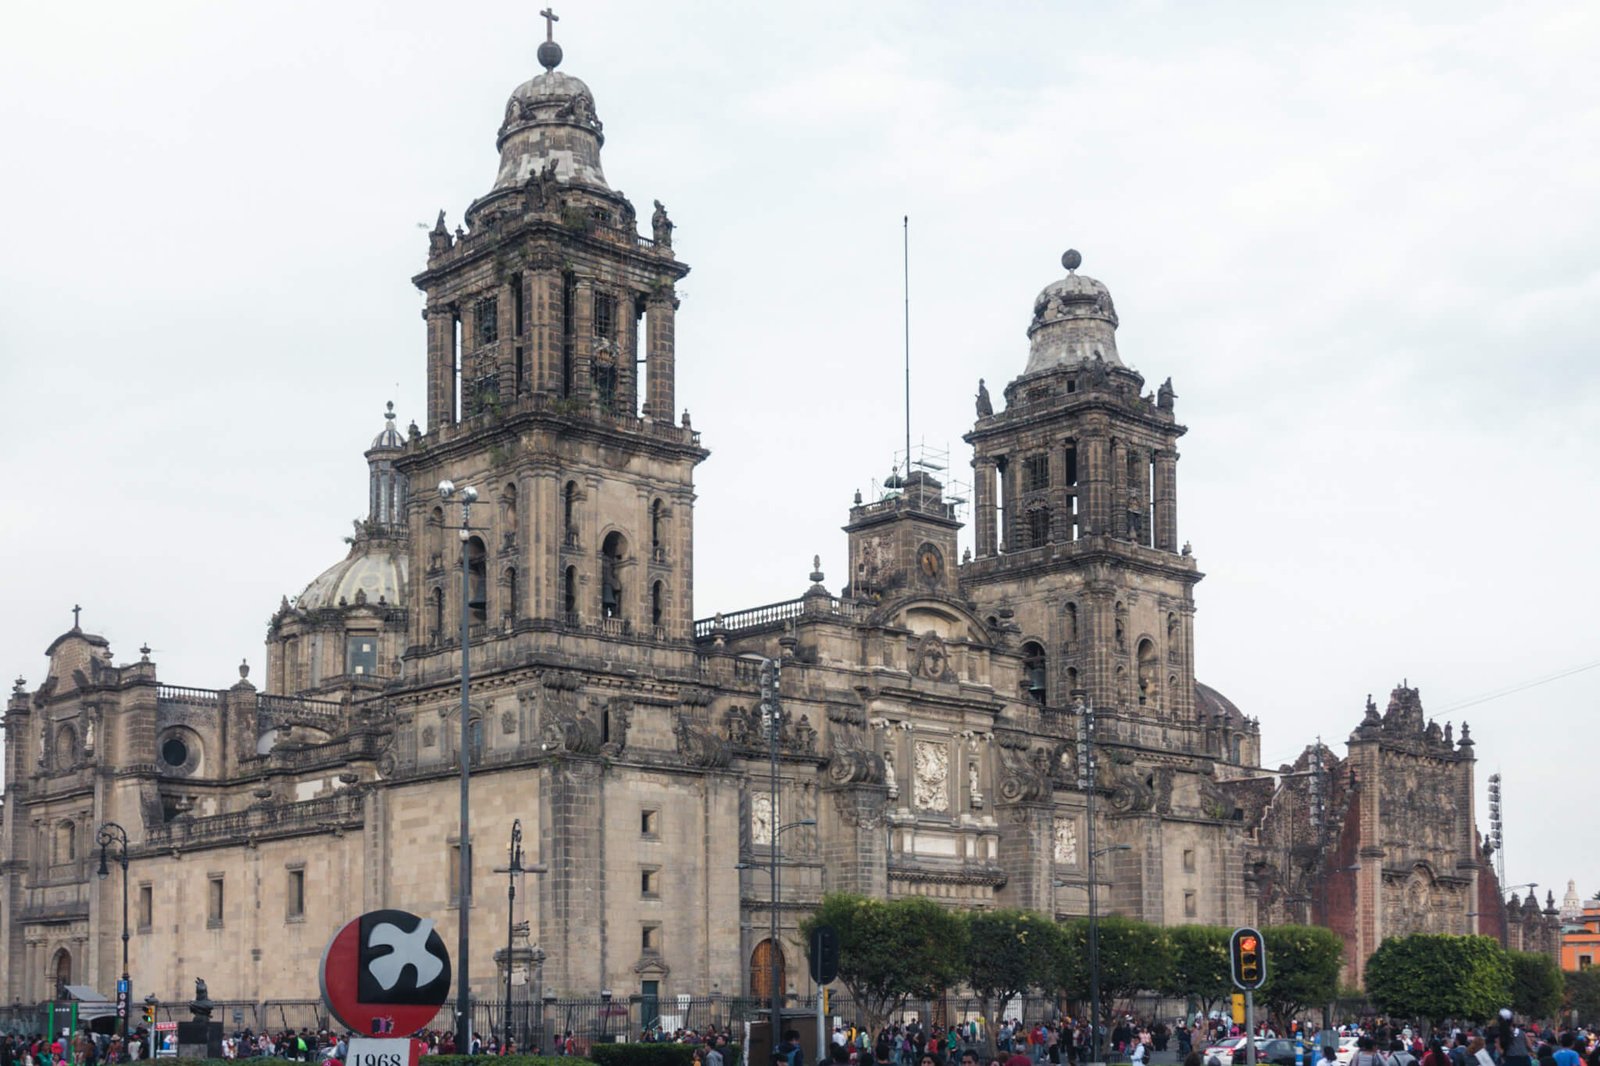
xmin=749 ymin=938 xmax=785 ymax=1001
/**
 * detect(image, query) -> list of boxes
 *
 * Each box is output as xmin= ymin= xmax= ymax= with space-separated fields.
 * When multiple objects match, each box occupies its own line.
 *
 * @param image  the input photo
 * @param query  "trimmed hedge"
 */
xmin=591 ymin=1044 xmax=740 ymax=1066
xmin=592 ymin=1045 xmax=696 ymax=1066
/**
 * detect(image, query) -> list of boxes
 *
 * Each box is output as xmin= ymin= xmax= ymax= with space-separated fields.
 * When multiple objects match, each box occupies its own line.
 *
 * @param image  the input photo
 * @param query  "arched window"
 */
xmin=501 ymin=483 xmax=518 ymax=542
xmin=429 ymin=506 xmax=445 ymax=562
xmin=55 ymin=821 xmax=76 ymax=864
xmin=651 ymin=581 xmax=664 ymax=628
xmin=1065 ymin=602 xmax=1079 ymax=645
xmin=562 ymin=482 xmax=579 ymax=546
xmin=504 ymin=567 xmax=518 ymax=621
xmin=52 ymin=948 xmax=72 ymax=998
xmin=563 ymin=566 xmax=577 ymax=623
xmin=650 ymin=499 xmax=664 ymax=553
xmin=430 ymin=587 xmax=445 ymax=637
xmin=601 ymin=531 xmax=627 ymax=619
xmin=1021 ymin=641 xmax=1047 ymax=704
xmin=1066 ymin=666 xmax=1080 ymax=694
xmin=469 ymin=716 xmax=484 ymax=764
xmin=1137 ymin=638 xmax=1159 ymax=708
xmin=465 ymin=536 xmax=488 ymax=624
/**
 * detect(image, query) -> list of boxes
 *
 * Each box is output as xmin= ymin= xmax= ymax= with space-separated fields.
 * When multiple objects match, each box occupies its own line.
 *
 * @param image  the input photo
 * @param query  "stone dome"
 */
xmin=369 ymin=401 xmax=405 ymax=451
xmin=295 ymin=545 xmax=408 ymax=611
xmin=493 ymin=69 xmax=609 ymax=191
xmin=1023 ymin=251 xmax=1123 ymax=374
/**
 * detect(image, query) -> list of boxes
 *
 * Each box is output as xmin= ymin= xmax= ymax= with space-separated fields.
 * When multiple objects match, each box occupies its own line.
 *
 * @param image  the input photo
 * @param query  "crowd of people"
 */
xmin=770 ymin=1012 xmax=1600 ymax=1066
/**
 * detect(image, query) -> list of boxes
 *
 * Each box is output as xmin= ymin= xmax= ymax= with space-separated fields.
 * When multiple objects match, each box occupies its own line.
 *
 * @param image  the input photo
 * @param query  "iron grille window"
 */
xmin=476 ymin=296 xmax=499 ymax=345
xmin=1025 ymin=454 xmax=1051 ymax=491
xmin=593 ymin=292 xmax=617 ymax=339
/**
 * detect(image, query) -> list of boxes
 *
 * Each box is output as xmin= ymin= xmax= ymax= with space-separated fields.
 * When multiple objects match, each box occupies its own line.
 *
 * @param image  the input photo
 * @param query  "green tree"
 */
xmin=1056 ymin=915 xmax=1171 ymax=1018
xmin=1364 ymin=934 xmax=1512 ymax=1026
xmin=1257 ymin=925 xmax=1344 ymax=1029
xmin=1566 ymin=968 xmax=1600 ymax=1026
xmin=1165 ymin=925 xmax=1234 ymax=1020
xmin=963 ymin=910 xmax=1062 ymax=1055
xmin=801 ymin=893 xmax=967 ymax=1033
xmin=1507 ymin=953 xmax=1563 ymax=1022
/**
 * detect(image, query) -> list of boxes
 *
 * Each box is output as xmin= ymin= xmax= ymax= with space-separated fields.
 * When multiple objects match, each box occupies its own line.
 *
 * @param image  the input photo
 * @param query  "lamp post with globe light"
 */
xmin=96 ymin=821 xmax=131 ymax=1042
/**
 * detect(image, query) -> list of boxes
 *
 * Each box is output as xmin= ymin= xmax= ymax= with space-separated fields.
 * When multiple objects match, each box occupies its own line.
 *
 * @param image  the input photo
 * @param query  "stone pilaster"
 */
xmin=645 ymin=293 xmax=677 ymax=422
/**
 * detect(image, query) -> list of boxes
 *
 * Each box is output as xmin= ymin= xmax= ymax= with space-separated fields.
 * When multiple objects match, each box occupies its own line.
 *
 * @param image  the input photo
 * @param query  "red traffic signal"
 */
xmin=1230 ymin=926 xmax=1267 ymax=990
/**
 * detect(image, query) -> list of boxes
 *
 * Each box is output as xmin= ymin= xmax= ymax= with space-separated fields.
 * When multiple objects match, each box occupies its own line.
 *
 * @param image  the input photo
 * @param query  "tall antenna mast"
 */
xmin=903 ymin=215 xmax=911 ymax=476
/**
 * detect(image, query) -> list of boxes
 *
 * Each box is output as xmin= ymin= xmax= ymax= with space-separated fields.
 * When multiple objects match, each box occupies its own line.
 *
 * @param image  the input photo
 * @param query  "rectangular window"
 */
xmin=641 ymin=867 xmax=659 ymax=898
xmin=593 ymin=292 xmax=617 ymax=340
xmin=641 ymin=924 xmax=660 ymax=953
xmin=640 ymin=809 xmax=659 ymax=838
xmin=287 ymin=867 xmax=306 ymax=921
xmin=1025 ymin=454 xmax=1050 ymax=492
xmin=1064 ymin=444 xmax=1079 ymax=486
xmin=1580 ymin=955 xmax=1592 ymax=969
xmin=207 ymin=875 xmax=224 ymax=927
xmin=137 ymin=883 xmax=153 ymax=932
xmin=345 ymin=634 xmax=378 ymax=677
xmin=1183 ymin=849 xmax=1196 ymax=873
xmin=1184 ymin=890 xmax=1197 ymax=918
xmin=476 ymin=296 xmax=499 ymax=346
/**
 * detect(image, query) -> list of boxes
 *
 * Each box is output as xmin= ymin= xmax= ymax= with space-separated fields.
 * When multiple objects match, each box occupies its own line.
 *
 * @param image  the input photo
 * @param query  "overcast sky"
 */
xmin=2 ymin=1 xmax=1596 ymax=906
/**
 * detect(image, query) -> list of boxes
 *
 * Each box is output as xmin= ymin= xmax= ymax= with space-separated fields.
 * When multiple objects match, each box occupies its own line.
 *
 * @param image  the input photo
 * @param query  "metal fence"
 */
xmin=419 ymin=995 xmax=767 ymax=1053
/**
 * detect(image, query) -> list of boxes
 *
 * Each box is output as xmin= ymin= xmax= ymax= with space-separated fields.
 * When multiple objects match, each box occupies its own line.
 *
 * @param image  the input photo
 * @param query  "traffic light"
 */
xmin=143 ymin=1005 xmax=155 ymax=1025
xmin=1229 ymin=926 xmax=1267 ymax=990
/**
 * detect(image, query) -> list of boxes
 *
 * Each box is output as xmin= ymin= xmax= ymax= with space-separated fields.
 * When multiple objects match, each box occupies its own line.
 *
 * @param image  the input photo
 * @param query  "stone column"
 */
xmin=530 ymin=268 xmax=564 ymax=395
xmin=1083 ymin=435 xmax=1110 ymax=537
xmin=645 ymin=292 xmax=678 ymax=422
xmin=426 ymin=306 xmax=456 ymax=429
xmin=1108 ymin=439 xmax=1127 ymax=539
xmin=495 ymin=277 xmax=518 ymax=401
xmin=973 ymin=457 xmax=998 ymax=557
xmin=1153 ymin=450 xmax=1178 ymax=552
xmin=572 ymin=279 xmax=595 ymax=401
xmin=998 ymin=457 xmax=1017 ymax=552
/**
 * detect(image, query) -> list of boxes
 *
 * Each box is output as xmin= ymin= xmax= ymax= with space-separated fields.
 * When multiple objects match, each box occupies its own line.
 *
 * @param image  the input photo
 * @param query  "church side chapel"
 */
xmin=0 ymin=15 xmax=1540 ymax=1012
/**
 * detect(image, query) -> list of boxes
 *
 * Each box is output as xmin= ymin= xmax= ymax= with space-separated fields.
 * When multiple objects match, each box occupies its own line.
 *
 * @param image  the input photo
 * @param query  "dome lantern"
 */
xmin=1023 ymin=249 xmax=1123 ymax=375
xmin=492 ymin=12 xmax=608 ymax=191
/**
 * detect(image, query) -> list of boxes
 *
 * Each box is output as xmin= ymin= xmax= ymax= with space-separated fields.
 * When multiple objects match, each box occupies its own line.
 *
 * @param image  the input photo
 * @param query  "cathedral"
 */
xmin=0 ymin=22 xmax=1539 ymax=1022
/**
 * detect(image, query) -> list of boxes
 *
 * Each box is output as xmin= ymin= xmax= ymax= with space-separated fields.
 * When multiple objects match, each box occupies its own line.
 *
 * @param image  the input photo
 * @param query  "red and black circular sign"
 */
xmin=320 ymin=910 xmax=452 ymax=1035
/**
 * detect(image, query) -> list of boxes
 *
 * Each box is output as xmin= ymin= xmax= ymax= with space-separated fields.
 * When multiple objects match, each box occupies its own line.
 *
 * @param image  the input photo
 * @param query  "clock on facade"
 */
xmin=916 ymin=542 xmax=943 ymax=585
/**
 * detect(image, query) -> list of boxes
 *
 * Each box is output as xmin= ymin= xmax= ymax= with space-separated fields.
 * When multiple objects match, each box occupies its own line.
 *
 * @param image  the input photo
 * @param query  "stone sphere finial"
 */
xmin=537 ymin=39 xmax=563 ymax=72
xmin=1062 ymin=249 xmax=1082 ymax=272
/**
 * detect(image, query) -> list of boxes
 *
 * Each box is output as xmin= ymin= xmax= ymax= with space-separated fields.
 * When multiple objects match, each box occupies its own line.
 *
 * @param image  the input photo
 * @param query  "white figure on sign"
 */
xmin=367 ymin=917 xmax=445 ymax=990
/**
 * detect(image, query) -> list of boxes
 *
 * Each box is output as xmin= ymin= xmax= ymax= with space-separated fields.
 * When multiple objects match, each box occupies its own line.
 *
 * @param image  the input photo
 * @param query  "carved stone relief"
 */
xmin=913 ymin=740 xmax=949 ymax=812
xmin=750 ymin=792 xmax=774 ymax=845
xmin=1053 ymin=817 xmax=1079 ymax=865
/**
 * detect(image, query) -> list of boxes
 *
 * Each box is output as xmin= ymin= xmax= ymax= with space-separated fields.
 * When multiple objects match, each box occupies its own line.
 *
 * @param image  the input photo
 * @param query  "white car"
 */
xmin=1334 ymin=1038 xmax=1360 ymax=1065
xmin=1204 ymin=1038 xmax=1248 ymax=1064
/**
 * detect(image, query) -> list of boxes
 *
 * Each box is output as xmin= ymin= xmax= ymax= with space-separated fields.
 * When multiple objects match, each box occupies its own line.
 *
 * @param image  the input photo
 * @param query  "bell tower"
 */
xmin=961 ymin=251 xmax=1200 ymax=723
xmin=398 ymin=22 xmax=706 ymax=670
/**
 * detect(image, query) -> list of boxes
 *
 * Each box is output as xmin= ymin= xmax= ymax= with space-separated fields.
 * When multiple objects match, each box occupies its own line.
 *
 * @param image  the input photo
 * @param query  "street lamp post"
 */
xmin=493 ymin=818 xmax=548 ymax=1051
xmin=1073 ymin=696 xmax=1128 ymax=1064
xmin=439 ymin=479 xmax=480 ymax=1055
xmin=742 ymin=650 xmax=816 ymax=1061
xmin=95 ymin=821 xmax=131 ymax=1042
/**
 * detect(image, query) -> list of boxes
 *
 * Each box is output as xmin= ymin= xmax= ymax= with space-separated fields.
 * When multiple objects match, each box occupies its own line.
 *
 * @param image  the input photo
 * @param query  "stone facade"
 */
xmin=1249 ymin=684 xmax=1560 ymax=983
xmin=0 ymin=27 xmax=1528 ymax=1013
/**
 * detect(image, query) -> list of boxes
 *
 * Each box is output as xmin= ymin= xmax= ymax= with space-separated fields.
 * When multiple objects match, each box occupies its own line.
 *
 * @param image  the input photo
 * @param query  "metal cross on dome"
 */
xmin=540 ymin=7 xmax=559 ymax=39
